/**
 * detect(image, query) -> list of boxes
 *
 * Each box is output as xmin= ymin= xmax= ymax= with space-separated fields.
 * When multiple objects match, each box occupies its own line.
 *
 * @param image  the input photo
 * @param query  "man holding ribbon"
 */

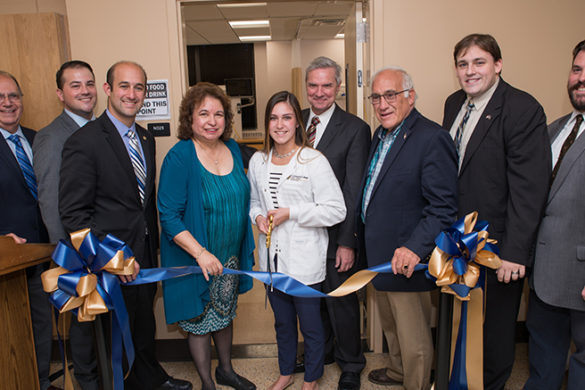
xmin=59 ymin=61 xmax=191 ymax=390
xmin=524 ymin=39 xmax=585 ymax=390
xmin=0 ymin=71 xmax=55 ymax=390
xmin=360 ymin=67 xmax=458 ymax=390
xmin=442 ymin=34 xmax=550 ymax=390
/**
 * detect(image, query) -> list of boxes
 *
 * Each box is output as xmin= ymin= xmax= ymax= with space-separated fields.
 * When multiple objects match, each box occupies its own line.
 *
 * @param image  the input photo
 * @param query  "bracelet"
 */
xmin=195 ymin=247 xmax=206 ymax=259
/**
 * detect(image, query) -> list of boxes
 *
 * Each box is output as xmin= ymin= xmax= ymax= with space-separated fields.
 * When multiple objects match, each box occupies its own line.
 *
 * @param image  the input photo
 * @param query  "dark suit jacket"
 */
xmin=442 ymin=79 xmax=551 ymax=266
xmin=0 ymin=127 xmax=48 ymax=244
xmin=59 ymin=112 xmax=159 ymax=268
xmin=302 ymin=104 xmax=371 ymax=260
xmin=360 ymin=109 xmax=458 ymax=291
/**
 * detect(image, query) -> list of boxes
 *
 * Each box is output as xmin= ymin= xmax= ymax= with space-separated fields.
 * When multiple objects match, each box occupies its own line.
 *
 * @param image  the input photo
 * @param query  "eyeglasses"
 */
xmin=368 ymin=89 xmax=410 ymax=105
xmin=0 ymin=93 xmax=22 ymax=102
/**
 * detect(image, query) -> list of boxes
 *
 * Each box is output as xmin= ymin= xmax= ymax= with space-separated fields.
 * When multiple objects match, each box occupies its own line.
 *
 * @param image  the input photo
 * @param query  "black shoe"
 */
xmin=338 ymin=371 xmax=361 ymax=390
xmin=156 ymin=377 xmax=193 ymax=390
xmin=293 ymin=352 xmax=335 ymax=373
xmin=215 ymin=367 xmax=256 ymax=390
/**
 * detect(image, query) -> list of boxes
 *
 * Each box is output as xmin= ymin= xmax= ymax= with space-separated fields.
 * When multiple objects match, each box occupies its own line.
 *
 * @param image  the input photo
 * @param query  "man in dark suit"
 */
xmin=442 ymin=34 xmax=550 ymax=390
xmin=0 ymin=71 xmax=55 ymax=390
xmin=59 ymin=61 xmax=191 ymax=390
xmin=524 ymin=40 xmax=585 ymax=390
xmin=362 ymin=68 xmax=458 ymax=390
xmin=34 ymin=60 xmax=100 ymax=389
xmin=300 ymin=56 xmax=370 ymax=390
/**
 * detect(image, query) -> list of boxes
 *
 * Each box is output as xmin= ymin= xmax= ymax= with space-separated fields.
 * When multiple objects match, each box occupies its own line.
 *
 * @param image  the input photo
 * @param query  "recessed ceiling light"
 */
xmin=335 ymin=33 xmax=345 ymax=39
xmin=217 ymin=2 xmax=267 ymax=8
xmin=239 ymin=35 xmax=271 ymax=41
xmin=229 ymin=20 xmax=270 ymax=28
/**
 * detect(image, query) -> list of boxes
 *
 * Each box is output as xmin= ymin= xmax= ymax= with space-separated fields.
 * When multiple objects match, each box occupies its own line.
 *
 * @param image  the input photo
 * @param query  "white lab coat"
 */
xmin=248 ymin=147 xmax=346 ymax=285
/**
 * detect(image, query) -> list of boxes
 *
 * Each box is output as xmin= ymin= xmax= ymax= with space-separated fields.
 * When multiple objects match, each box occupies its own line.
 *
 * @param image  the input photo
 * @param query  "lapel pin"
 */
xmin=486 ymin=114 xmax=492 ymax=120
xmin=142 ymin=136 xmax=147 ymax=140
xmin=403 ymin=133 xmax=407 ymax=140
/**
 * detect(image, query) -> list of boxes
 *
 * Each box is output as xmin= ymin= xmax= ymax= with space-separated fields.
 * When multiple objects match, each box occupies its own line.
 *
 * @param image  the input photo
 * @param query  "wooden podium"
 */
xmin=0 ymin=236 xmax=54 ymax=390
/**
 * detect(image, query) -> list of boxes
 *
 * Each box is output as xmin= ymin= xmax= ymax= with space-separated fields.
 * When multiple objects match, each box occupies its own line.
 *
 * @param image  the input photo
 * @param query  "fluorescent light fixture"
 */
xmin=335 ymin=33 xmax=345 ymax=39
xmin=229 ymin=20 xmax=269 ymax=28
xmin=239 ymin=35 xmax=271 ymax=41
xmin=217 ymin=2 xmax=267 ymax=8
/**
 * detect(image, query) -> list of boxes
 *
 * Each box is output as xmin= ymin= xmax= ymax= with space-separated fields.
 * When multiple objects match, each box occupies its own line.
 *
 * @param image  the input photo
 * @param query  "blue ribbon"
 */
xmin=45 ymin=233 xmax=136 ymax=390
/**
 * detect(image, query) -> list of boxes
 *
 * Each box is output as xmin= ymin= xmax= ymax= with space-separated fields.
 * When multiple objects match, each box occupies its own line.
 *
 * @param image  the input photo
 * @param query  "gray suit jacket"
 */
xmin=533 ymin=113 xmax=585 ymax=311
xmin=33 ymin=111 xmax=81 ymax=242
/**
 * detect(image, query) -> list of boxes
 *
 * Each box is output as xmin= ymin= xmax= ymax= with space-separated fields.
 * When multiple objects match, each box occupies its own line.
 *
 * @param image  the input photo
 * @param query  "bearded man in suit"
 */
xmin=442 ymin=34 xmax=551 ymax=390
xmin=524 ymin=39 xmax=585 ymax=390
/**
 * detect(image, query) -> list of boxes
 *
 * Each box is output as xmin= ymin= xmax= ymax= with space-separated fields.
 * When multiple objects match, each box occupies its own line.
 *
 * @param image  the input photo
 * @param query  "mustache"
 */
xmin=569 ymin=81 xmax=585 ymax=91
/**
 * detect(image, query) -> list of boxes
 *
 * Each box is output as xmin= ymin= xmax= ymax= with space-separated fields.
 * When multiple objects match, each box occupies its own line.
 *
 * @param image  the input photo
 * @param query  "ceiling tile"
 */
xmin=182 ymin=4 xmax=224 ymax=22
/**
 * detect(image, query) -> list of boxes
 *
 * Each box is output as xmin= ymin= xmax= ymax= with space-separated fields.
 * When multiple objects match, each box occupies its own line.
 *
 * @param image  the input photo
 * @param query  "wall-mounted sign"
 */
xmin=147 ymin=122 xmax=171 ymax=137
xmin=137 ymin=79 xmax=170 ymax=120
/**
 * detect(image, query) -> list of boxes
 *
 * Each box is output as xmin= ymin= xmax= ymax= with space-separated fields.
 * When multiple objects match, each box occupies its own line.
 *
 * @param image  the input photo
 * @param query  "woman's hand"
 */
xmin=256 ymin=215 xmax=270 ymax=234
xmin=267 ymin=208 xmax=290 ymax=227
xmin=196 ymin=250 xmax=223 ymax=282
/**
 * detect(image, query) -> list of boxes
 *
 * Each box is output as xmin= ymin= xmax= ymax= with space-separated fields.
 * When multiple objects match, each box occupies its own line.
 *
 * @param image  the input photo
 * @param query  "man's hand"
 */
xmin=581 ymin=286 xmax=585 ymax=301
xmin=5 ymin=233 xmax=26 ymax=244
xmin=391 ymin=246 xmax=420 ymax=278
xmin=119 ymin=261 xmax=140 ymax=283
xmin=335 ymin=245 xmax=355 ymax=272
xmin=496 ymin=260 xmax=525 ymax=283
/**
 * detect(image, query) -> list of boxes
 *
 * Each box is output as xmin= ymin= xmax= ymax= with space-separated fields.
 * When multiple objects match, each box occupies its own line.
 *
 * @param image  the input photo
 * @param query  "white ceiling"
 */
xmin=182 ymin=1 xmax=355 ymax=45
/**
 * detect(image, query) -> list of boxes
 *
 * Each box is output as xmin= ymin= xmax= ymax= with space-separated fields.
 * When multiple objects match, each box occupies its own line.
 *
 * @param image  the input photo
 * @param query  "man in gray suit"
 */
xmin=524 ymin=40 xmax=585 ymax=390
xmin=33 ymin=60 xmax=99 ymax=389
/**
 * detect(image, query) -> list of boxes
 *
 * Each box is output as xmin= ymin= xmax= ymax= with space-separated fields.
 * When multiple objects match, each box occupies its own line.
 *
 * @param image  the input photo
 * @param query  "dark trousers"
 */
xmin=268 ymin=283 xmax=324 ymax=382
xmin=69 ymin=315 xmax=99 ymax=390
xmin=321 ymin=257 xmax=365 ymax=373
xmin=483 ymin=271 xmax=524 ymax=390
xmin=28 ymin=264 xmax=53 ymax=390
xmin=524 ymin=289 xmax=585 ymax=390
xmin=121 ymin=282 xmax=168 ymax=390
xmin=121 ymin=241 xmax=168 ymax=390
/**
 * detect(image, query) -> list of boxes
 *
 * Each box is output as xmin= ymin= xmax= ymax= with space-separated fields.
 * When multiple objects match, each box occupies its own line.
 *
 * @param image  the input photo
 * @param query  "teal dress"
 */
xmin=178 ymin=161 xmax=250 ymax=335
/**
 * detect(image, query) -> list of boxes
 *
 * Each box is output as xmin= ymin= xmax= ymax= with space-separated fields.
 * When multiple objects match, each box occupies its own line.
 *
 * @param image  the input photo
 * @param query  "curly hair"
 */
xmin=177 ymin=82 xmax=233 ymax=141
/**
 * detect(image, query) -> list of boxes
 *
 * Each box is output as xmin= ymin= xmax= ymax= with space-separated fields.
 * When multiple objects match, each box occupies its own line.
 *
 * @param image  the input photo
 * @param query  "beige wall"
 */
xmin=368 ymin=0 xmax=585 ymax=127
xmin=0 ymin=0 xmax=66 ymax=14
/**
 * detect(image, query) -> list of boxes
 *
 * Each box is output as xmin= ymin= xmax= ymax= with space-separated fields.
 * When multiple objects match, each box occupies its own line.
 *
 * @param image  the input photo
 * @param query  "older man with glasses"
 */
xmin=358 ymin=67 xmax=458 ymax=390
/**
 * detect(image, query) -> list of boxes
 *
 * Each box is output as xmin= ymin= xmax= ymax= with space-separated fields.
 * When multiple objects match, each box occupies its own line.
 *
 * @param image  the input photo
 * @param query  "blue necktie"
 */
xmin=8 ymin=134 xmax=38 ymax=199
xmin=126 ymin=130 xmax=146 ymax=205
xmin=454 ymin=101 xmax=475 ymax=158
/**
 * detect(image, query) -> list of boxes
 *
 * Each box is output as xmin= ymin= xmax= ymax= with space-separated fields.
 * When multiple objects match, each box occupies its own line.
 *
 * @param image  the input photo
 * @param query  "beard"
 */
xmin=569 ymin=81 xmax=585 ymax=111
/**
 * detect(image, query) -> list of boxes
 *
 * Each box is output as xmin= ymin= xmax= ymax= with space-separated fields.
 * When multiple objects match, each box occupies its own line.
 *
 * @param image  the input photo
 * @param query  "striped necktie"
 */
xmin=551 ymin=114 xmax=583 ymax=182
xmin=8 ymin=134 xmax=38 ymax=199
xmin=307 ymin=116 xmax=320 ymax=146
xmin=126 ymin=130 xmax=146 ymax=205
xmin=454 ymin=101 xmax=475 ymax=158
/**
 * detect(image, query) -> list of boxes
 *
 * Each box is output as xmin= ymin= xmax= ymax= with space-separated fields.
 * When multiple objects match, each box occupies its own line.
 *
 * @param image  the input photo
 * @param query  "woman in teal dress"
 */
xmin=158 ymin=82 xmax=256 ymax=390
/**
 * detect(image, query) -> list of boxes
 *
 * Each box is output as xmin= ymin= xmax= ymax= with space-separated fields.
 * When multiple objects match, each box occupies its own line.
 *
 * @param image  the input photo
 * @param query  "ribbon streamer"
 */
xmin=41 ymin=229 xmax=136 ymax=390
xmin=427 ymin=212 xmax=502 ymax=390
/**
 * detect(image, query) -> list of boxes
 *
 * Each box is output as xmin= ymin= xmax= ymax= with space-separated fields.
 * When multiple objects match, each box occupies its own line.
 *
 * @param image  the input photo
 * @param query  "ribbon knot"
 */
xmin=428 ymin=212 xmax=501 ymax=300
xmin=41 ymin=228 xmax=136 ymax=389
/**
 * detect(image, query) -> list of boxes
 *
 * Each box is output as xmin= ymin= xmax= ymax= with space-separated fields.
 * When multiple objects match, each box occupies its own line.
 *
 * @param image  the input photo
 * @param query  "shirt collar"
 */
xmin=106 ymin=109 xmax=136 ymax=138
xmin=467 ymin=77 xmax=500 ymax=111
xmin=309 ymin=103 xmax=336 ymax=124
xmin=65 ymin=109 xmax=95 ymax=128
xmin=0 ymin=125 xmax=24 ymax=140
